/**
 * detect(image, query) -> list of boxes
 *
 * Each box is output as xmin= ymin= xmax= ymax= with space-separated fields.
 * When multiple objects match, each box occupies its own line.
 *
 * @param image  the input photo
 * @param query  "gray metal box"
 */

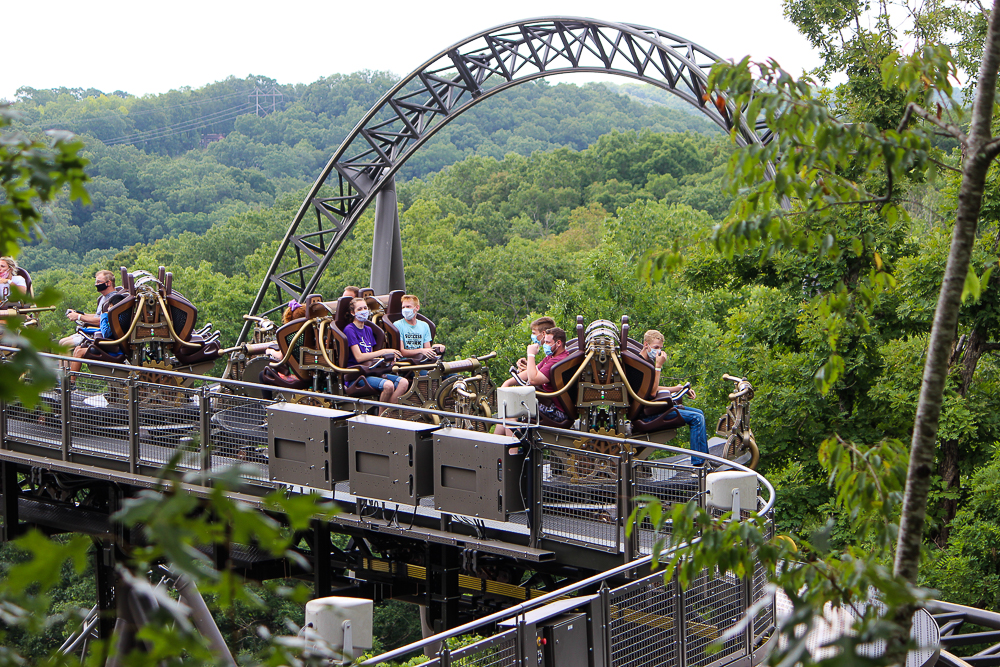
xmin=267 ymin=402 xmax=353 ymax=489
xmin=499 ymin=596 xmax=607 ymax=667
xmin=347 ymin=415 xmax=439 ymax=504
xmin=432 ymin=428 xmax=526 ymax=521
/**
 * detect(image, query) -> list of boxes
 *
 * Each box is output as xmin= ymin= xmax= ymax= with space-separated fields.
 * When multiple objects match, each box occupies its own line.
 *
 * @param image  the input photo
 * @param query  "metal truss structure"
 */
xmin=240 ymin=17 xmax=772 ymax=342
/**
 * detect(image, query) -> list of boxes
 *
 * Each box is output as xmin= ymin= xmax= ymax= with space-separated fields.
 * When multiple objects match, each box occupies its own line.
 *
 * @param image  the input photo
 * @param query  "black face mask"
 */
xmin=95 ymin=282 xmax=108 ymax=292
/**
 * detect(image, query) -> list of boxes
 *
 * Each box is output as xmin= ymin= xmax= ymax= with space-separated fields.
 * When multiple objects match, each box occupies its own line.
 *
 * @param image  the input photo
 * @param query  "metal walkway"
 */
xmin=0 ymin=351 xmax=783 ymax=667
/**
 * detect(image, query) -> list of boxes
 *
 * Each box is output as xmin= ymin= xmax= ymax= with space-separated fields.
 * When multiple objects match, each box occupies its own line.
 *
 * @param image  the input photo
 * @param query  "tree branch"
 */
xmin=899 ymin=102 xmax=968 ymax=142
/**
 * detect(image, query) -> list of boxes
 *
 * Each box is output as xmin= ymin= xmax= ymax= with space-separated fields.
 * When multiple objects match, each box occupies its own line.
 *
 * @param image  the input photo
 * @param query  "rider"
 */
xmin=0 ymin=257 xmax=27 ymax=303
xmin=516 ymin=316 xmax=555 ymax=372
xmin=641 ymin=329 xmax=710 ymax=467
xmin=345 ymin=297 xmax=409 ymax=405
xmin=59 ymin=270 xmax=119 ymax=374
xmin=496 ymin=327 xmax=570 ymax=435
xmin=393 ymin=294 xmax=445 ymax=360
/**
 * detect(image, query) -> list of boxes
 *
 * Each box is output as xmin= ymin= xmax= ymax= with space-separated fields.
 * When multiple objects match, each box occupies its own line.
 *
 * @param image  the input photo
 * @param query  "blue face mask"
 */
xmin=542 ymin=343 xmax=553 ymax=356
xmin=355 ymin=309 xmax=369 ymax=322
xmin=402 ymin=307 xmax=415 ymax=321
xmin=530 ymin=334 xmax=540 ymax=345
xmin=648 ymin=348 xmax=660 ymax=362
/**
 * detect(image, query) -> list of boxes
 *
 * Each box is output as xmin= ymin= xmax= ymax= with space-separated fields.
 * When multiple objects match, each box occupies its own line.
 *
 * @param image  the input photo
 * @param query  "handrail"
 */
xmin=154 ymin=294 xmax=204 ymax=348
xmin=269 ymin=316 xmax=320 ymax=367
xmin=609 ymin=349 xmax=684 ymax=408
xmin=0 ymin=345 xmax=772 ymax=499
xmin=314 ymin=319 xmax=361 ymax=375
xmin=534 ymin=350 xmax=594 ymax=398
xmin=97 ymin=294 xmax=147 ymax=345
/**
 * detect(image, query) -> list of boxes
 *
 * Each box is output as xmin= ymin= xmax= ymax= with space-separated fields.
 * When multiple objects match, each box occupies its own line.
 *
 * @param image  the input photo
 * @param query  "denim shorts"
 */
xmin=361 ymin=373 xmax=403 ymax=391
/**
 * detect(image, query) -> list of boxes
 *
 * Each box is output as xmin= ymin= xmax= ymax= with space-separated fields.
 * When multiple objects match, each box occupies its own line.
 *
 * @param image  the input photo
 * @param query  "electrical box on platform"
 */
xmin=499 ymin=596 xmax=607 ymax=667
xmin=347 ymin=415 xmax=439 ymax=504
xmin=267 ymin=402 xmax=353 ymax=490
xmin=432 ymin=427 xmax=526 ymax=521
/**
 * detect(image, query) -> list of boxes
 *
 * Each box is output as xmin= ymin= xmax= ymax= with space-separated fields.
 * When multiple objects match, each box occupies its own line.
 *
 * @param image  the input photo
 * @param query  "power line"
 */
xmin=103 ymin=103 xmax=253 ymax=145
xmin=23 ymin=90 xmax=249 ymax=128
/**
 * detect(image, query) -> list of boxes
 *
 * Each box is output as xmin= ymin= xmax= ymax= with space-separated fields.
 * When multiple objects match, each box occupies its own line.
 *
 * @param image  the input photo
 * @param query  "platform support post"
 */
xmin=529 ymin=433 xmax=543 ymax=549
xmin=199 ymin=385 xmax=211 ymax=473
xmin=313 ymin=519 xmax=332 ymax=598
xmin=94 ymin=538 xmax=117 ymax=641
xmin=127 ymin=379 xmax=139 ymax=474
xmin=426 ymin=543 xmax=461 ymax=636
xmin=620 ymin=449 xmax=636 ymax=565
xmin=599 ymin=583 xmax=614 ymax=667
xmin=1 ymin=462 xmax=20 ymax=542
xmin=677 ymin=572 xmax=688 ymax=667
xmin=61 ymin=373 xmax=72 ymax=460
xmin=0 ymin=398 xmax=6 ymax=448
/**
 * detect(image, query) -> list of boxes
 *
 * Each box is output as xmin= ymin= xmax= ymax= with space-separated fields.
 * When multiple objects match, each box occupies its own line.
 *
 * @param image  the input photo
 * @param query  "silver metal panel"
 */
xmin=347 ymin=414 xmax=438 ymax=504
xmin=432 ymin=427 xmax=526 ymax=521
xmin=267 ymin=402 xmax=354 ymax=489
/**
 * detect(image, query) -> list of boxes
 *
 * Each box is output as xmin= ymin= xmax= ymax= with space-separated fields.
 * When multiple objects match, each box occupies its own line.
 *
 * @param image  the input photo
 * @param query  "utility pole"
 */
xmin=249 ymin=86 xmax=282 ymax=116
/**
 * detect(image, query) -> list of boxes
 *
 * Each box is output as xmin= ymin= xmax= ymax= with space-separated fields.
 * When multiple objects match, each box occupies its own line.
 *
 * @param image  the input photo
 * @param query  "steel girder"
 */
xmin=241 ymin=16 xmax=771 ymax=341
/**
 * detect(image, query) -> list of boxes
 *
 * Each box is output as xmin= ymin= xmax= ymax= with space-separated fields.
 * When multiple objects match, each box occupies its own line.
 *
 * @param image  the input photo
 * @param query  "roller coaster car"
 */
xmin=536 ymin=316 xmax=687 ymax=458
xmin=81 ymin=266 xmax=223 ymax=395
xmin=257 ymin=291 xmax=495 ymax=422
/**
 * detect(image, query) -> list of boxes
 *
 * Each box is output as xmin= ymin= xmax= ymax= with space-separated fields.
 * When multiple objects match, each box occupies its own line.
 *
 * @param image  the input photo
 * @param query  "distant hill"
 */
xmin=8 ymin=73 xmax=722 ymax=272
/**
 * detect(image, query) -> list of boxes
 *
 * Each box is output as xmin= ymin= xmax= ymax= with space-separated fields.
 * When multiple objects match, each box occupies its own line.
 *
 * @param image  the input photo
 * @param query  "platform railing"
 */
xmin=1 ymin=348 xmax=778 ymax=667
xmin=0 ymin=349 xmax=773 ymax=554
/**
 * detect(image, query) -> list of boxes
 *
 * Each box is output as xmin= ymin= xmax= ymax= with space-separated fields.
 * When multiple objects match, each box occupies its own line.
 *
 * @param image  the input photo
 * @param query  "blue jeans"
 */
xmin=675 ymin=405 xmax=709 ymax=465
xmin=361 ymin=373 xmax=403 ymax=391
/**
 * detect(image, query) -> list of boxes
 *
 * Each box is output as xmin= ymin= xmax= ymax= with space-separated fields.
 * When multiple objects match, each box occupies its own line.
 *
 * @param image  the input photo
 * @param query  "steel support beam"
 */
xmin=240 ymin=18 xmax=774 ymax=340
xmin=370 ymin=176 xmax=405 ymax=294
xmin=426 ymin=543 xmax=462 ymax=635
xmin=94 ymin=539 xmax=117 ymax=641
xmin=1 ymin=461 xmax=20 ymax=542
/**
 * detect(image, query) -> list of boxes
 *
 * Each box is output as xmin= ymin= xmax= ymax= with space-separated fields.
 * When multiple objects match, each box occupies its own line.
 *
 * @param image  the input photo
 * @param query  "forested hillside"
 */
xmin=8 ymin=73 xmax=717 ymax=272
xmin=9 ymin=38 xmax=1000 ymax=660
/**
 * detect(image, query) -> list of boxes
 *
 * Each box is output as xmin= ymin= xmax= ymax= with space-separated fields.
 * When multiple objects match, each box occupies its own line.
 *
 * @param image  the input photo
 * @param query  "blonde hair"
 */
xmin=95 ymin=269 xmax=115 ymax=284
xmin=0 ymin=256 xmax=18 ymax=275
xmin=401 ymin=294 xmax=420 ymax=308
xmin=643 ymin=330 xmax=665 ymax=346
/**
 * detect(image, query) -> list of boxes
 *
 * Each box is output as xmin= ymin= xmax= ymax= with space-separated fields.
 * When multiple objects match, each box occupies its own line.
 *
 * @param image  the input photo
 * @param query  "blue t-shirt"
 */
xmin=344 ymin=323 xmax=376 ymax=366
xmin=393 ymin=318 xmax=432 ymax=350
xmin=100 ymin=312 xmax=113 ymax=338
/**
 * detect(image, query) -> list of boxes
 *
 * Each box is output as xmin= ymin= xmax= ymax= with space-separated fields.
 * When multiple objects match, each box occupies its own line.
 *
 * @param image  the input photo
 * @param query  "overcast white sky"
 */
xmin=2 ymin=0 xmax=823 ymax=100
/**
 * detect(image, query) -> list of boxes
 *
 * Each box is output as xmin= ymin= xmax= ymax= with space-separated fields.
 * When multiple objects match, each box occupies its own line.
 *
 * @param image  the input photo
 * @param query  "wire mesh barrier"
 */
xmin=609 ymin=571 xmax=680 ymax=667
xmin=539 ymin=444 xmax=621 ymax=552
xmin=752 ymin=509 xmax=776 ymax=645
xmin=208 ymin=393 xmax=270 ymax=481
xmin=684 ymin=568 xmax=749 ymax=667
xmin=68 ymin=373 xmax=131 ymax=460
xmin=135 ymin=382 xmax=201 ymax=471
xmin=3 ymin=388 xmax=62 ymax=448
xmin=632 ymin=458 xmax=706 ymax=555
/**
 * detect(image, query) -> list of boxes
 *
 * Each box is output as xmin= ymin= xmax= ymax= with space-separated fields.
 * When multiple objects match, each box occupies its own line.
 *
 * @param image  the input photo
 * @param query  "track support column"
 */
xmin=312 ymin=519 xmax=332 ymax=598
xmin=426 ymin=543 xmax=461 ymax=635
xmin=1 ymin=462 xmax=20 ymax=542
xmin=61 ymin=373 xmax=72 ymax=460
xmin=94 ymin=538 xmax=117 ymax=640
xmin=370 ymin=176 xmax=405 ymax=293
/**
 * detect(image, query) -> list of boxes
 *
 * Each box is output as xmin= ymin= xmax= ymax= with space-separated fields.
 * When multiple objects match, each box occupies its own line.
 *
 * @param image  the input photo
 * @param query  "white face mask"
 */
xmin=402 ymin=307 xmax=415 ymax=320
xmin=648 ymin=348 xmax=661 ymax=362
xmin=355 ymin=309 xmax=370 ymax=322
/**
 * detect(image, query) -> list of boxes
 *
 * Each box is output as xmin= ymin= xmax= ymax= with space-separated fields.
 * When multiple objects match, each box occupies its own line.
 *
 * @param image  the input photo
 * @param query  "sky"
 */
xmin=1 ymin=0 xmax=824 ymax=101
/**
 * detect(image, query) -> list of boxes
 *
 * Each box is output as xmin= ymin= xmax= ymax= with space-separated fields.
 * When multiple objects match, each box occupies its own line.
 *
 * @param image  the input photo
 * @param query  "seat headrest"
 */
xmin=335 ymin=295 xmax=355 ymax=331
